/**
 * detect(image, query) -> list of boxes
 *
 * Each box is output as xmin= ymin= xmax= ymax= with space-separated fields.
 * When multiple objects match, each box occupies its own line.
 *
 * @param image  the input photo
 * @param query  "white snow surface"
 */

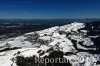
xmin=0 ymin=22 xmax=100 ymax=66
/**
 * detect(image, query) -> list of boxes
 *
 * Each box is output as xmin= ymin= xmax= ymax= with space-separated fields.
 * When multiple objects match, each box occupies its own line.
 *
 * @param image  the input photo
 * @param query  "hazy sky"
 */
xmin=0 ymin=0 xmax=100 ymax=19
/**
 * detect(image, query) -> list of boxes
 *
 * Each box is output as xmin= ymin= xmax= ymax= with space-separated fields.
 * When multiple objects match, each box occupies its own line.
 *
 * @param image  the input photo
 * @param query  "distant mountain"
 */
xmin=0 ymin=22 xmax=100 ymax=66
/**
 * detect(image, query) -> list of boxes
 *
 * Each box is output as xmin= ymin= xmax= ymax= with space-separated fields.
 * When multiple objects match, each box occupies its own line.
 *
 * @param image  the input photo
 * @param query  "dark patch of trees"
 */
xmin=91 ymin=36 xmax=100 ymax=50
xmin=16 ymin=51 xmax=72 ymax=66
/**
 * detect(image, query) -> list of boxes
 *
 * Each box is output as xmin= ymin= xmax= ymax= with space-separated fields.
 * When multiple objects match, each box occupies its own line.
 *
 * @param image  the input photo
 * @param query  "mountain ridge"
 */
xmin=0 ymin=22 xmax=100 ymax=66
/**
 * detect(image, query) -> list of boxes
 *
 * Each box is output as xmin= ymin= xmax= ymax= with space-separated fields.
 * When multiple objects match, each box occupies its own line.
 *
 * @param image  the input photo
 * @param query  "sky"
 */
xmin=0 ymin=0 xmax=100 ymax=19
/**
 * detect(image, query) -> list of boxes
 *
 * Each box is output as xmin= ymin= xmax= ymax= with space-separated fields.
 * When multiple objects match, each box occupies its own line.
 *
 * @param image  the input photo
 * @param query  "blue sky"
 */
xmin=0 ymin=0 xmax=100 ymax=19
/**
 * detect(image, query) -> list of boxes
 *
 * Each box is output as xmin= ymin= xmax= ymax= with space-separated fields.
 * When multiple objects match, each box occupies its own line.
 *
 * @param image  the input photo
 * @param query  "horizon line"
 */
xmin=0 ymin=18 xmax=100 ymax=20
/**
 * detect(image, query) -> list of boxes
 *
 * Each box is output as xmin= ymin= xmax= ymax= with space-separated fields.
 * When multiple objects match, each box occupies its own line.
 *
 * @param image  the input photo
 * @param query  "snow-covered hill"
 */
xmin=0 ymin=22 xmax=100 ymax=66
